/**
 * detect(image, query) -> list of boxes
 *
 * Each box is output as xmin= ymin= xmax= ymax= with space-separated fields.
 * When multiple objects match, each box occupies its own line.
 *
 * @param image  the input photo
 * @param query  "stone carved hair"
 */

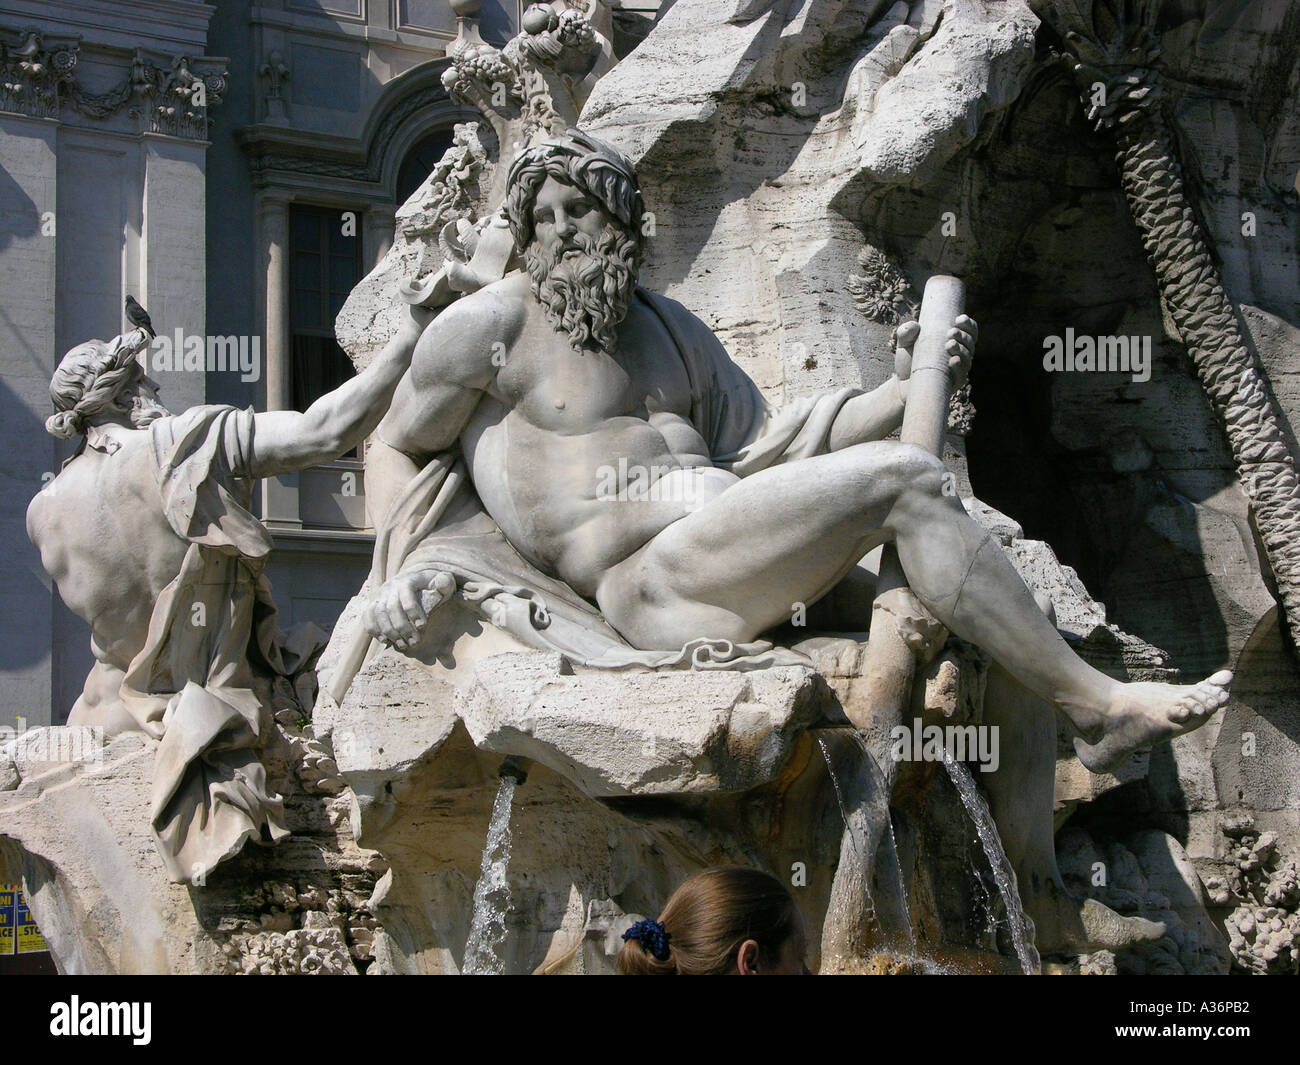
xmin=46 ymin=335 xmax=143 ymax=439
xmin=616 ymin=866 xmax=802 ymax=975
xmin=504 ymin=128 xmax=645 ymax=253
xmin=504 ymin=129 xmax=645 ymax=355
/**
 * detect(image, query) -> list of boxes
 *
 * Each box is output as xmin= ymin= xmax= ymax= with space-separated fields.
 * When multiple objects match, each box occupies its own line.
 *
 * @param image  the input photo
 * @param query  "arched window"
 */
xmin=395 ymin=127 xmax=457 ymax=206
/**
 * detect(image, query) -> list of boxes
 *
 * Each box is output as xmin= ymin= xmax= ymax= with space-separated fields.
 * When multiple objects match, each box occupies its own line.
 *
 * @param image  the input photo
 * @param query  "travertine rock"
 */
xmin=459 ymin=653 xmax=822 ymax=796
xmin=0 ymin=734 xmax=197 ymax=974
xmin=1057 ymin=826 xmax=1231 ymax=974
xmin=0 ymin=728 xmax=381 ymax=975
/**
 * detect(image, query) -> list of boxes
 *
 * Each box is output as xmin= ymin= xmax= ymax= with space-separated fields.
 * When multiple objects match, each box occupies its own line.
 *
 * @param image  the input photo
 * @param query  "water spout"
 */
xmin=462 ymin=759 xmax=524 ymax=975
xmin=816 ymin=738 xmax=920 ymax=951
xmin=818 ymin=737 xmax=862 ymax=856
xmin=940 ymin=751 xmax=1040 ymax=975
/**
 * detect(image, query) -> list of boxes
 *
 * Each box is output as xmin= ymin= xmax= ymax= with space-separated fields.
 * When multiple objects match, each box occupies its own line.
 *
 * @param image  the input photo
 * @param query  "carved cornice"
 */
xmin=249 ymin=150 xmax=372 ymax=184
xmin=0 ymin=24 xmax=227 ymax=139
xmin=240 ymin=80 xmax=458 ymax=189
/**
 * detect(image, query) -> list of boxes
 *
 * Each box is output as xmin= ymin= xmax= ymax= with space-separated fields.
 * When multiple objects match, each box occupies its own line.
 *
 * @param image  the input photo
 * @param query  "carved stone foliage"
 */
xmin=441 ymin=0 xmax=610 ymax=151
xmin=1204 ymin=814 xmax=1300 ymax=975
xmin=0 ymin=26 xmax=227 ymax=138
xmin=141 ymin=54 xmax=228 ymax=139
xmin=395 ymin=122 xmax=489 ymax=241
xmin=847 ymin=244 xmax=917 ymax=326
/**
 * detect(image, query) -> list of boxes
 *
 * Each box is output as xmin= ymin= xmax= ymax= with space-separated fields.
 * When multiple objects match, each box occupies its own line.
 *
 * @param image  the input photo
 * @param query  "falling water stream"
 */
xmin=818 ymin=734 xmax=916 ymax=952
xmin=462 ymin=774 xmax=518 ymax=975
xmin=940 ymin=751 xmax=1041 ymax=975
xmin=820 ymin=730 xmax=1041 ymax=974
xmin=460 ymin=739 xmax=1036 ymax=973
xmin=848 ymin=731 xmax=917 ymax=952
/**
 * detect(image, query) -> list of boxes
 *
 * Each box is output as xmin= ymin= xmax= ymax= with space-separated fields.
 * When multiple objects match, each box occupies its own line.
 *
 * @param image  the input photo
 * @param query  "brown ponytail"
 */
xmin=617 ymin=867 xmax=801 ymax=975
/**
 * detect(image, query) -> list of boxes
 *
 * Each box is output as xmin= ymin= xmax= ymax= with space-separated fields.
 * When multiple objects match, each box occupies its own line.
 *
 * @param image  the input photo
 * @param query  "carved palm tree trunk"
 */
xmin=1065 ymin=13 xmax=1300 ymax=657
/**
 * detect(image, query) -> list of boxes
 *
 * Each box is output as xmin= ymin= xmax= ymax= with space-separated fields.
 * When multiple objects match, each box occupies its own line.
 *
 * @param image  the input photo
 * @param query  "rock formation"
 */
xmin=5 ymin=0 xmax=1297 ymax=977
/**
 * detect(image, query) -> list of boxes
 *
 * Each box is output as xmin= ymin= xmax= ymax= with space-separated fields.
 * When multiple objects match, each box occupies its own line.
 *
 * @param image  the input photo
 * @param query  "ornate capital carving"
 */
xmin=0 ymin=25 xmax=227 ymax=139
xmin=140 ymin=53 xmax=228 ymax=138
xmin=0 ymin=28 xmax=79 ymax=119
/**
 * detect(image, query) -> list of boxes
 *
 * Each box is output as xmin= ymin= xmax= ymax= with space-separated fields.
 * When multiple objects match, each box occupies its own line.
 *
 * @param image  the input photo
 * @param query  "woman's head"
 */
xmin=617 ymin=866 xmax=809 ymax=975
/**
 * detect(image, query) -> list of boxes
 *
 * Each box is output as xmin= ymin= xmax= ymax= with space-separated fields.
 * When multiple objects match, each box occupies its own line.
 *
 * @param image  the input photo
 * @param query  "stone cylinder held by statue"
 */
xmin=902 ymin=274 xmax=965 ymax=457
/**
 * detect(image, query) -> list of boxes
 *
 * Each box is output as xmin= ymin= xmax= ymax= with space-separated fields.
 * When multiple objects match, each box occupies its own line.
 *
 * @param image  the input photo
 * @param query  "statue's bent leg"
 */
xmin=596 ymin=441 xmax=919 ymax=648
xmin=598 ymin=440 xmax=1231 ymax=768
xmin=883 ymin=467 xmax=1231 ymax=768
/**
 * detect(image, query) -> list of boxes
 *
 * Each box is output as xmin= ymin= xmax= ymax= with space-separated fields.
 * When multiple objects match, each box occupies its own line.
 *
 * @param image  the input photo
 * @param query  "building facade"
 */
xmin=0 ymin=0 xmax=554 ymax=728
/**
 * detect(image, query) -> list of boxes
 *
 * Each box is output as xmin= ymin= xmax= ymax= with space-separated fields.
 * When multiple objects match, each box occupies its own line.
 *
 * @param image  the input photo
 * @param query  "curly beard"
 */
xmin=126 ymin=387 xmax=169 ymax=428
xmin=525 ymin=227 xmax=638 ymax=356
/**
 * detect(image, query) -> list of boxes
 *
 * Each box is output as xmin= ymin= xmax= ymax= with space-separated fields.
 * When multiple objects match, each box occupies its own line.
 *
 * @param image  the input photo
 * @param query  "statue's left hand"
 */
xmin=894 ymin=314 xmax=978 ymax=391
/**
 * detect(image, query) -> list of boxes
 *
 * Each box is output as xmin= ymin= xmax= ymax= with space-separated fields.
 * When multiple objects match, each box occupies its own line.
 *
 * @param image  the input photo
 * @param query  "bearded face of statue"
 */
xmin=530 ymin=175 xmax=607 ymax=262
xmin=524 ymin=175 xmax=640 ymax=357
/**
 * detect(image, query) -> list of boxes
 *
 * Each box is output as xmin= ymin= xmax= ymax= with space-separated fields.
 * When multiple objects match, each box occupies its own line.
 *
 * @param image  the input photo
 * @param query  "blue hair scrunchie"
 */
xmin=622 ymin=918 xmax=671 ymax=961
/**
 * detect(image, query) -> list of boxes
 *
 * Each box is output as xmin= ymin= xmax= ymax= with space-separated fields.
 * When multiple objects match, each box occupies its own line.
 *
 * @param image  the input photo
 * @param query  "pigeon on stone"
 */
xmin=125 ymin=295 xmax=155 ymax=337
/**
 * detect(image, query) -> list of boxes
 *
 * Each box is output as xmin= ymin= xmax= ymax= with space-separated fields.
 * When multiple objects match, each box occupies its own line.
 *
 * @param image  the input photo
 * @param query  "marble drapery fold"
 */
xmin=114 ymin=405 xmax=320 ymax=883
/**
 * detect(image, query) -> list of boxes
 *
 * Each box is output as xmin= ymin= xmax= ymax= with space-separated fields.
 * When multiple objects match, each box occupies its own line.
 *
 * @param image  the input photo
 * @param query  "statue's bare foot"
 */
xmin=1030 ymin=886 xmax=1166 ymax=955
xmin=1072 ymin=670 xmax=1232 ymax=774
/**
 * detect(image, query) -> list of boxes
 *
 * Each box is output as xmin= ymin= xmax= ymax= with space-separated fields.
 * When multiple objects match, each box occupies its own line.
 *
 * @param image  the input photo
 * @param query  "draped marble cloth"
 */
xmin=368 ymin=288 xmax=864 ymax=671
xmin=118 ymin=405 xmax=321 ymax=883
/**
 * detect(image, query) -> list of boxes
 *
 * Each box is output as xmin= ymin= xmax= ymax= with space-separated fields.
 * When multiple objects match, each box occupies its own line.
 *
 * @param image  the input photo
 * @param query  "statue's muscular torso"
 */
xmin=378 ymin=272 xmax=740 ymax=597
xmin=27 ymin=434 xmax=191 ymax=670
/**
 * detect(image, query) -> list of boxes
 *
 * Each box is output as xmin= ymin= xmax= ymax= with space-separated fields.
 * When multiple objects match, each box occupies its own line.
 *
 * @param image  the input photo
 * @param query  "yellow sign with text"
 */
xmin=14 ymin=889 xmax=47 ymax=954
xmin=0 ymin=884 xmax=16 ymax=955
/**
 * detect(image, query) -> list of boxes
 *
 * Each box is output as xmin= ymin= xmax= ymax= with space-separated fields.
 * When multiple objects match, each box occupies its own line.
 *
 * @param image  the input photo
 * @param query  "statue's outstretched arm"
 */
xmin=246 ymin=301 xmax=431 ymax=479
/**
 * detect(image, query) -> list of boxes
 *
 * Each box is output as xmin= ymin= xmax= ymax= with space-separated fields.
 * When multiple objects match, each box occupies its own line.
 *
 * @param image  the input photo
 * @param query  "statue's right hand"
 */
xmin=362 ymin=569 xmax=457 ymax=650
